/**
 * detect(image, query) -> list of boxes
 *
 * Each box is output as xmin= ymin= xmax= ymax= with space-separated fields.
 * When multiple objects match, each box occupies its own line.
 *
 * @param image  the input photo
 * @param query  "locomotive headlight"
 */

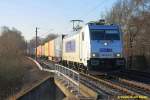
xmin=92 ymin=54 xmax=96 ymax=57
xmin=116 ymin=53 xmax=121 ymax=57
xmin=104 ymin=42 xmax=108 ymax=46
xmin=91 ymin=53 xmax=99 ymax=57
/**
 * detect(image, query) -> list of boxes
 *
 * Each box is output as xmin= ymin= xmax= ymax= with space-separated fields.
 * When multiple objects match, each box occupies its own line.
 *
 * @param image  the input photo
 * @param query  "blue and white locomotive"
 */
xmin=62 ymin=20 xmax=125 ymax=72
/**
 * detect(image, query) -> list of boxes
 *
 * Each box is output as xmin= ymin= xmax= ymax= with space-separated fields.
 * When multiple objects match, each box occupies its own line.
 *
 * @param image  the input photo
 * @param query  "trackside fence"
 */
xmin=55 ymin=64 xmax=80 ymax=96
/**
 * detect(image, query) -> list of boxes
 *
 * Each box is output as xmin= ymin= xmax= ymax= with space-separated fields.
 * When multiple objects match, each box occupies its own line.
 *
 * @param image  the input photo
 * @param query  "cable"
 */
xmin=38 ymin=28 xmax=54 ymax=38
xmin=78 ymin=0 xmax=106 ymax=21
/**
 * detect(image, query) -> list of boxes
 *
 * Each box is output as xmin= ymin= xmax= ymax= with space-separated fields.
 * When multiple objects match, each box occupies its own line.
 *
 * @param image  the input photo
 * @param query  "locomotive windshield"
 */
xmin=90 ymin=29 xmax=120 ymax=40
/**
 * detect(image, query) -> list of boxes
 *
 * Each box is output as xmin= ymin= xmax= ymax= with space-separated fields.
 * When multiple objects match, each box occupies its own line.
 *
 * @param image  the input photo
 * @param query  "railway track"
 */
xmin=124 ymin=70 xmax=150 ymax=78
xmin=80 ymin=73 xmax=150 ymax=98
xmin=118 ymin=78 xmax=150 ymax=95
xmin=38 ymin=59 xmax=150 ymax=99
xmin=111 ymin=70 xmax=150 ymax=84
xmin=95 ymin=75 xmax=150 ymax=96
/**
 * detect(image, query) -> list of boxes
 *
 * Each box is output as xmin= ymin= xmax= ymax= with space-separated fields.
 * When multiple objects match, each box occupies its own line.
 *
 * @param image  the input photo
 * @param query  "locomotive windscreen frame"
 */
xmin=90 ymin=29 xmax=120 ymax=40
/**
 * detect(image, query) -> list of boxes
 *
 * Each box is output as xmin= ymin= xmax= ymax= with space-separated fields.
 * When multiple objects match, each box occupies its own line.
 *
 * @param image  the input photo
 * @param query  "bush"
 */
xmin=0 ymin=27 xmax=26 ymax=98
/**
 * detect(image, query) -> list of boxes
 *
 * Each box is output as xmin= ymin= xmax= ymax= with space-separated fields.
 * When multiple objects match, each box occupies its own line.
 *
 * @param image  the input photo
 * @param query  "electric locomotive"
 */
xmin=62 ymin=20 xmax=125 ymax=72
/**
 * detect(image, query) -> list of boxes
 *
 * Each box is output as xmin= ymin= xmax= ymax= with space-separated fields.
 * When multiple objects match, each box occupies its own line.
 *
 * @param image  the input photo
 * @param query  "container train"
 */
xmin=35 ymin=21 xmax=125 ymax=72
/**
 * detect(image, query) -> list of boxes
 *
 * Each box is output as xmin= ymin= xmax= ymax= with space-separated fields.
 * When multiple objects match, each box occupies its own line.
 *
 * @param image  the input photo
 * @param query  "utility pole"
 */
xmin=35 ymin=27 xmax=39 ymax=60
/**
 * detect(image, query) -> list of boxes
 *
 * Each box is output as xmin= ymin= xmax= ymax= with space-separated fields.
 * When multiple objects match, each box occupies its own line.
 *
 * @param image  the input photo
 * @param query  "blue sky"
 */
xmin=0 ymin=0 xmax=117 ymax=40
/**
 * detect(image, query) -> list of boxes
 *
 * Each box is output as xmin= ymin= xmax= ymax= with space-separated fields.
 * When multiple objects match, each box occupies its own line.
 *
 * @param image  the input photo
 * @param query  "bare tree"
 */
xmin=27 ymin=33 xmax=57 ymax=55
xmin=27 ymin=36 xmax=42 ymax=56
xmin=104 ymin=0 xmax=150 ymax=71
xmin=42 ymin=33 xmax=57 ymax=44
xmin=0 ymin=26 xmax=26 ymax=98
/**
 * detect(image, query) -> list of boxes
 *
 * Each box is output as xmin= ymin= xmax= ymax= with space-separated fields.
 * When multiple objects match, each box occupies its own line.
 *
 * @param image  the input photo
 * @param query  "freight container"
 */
xmin=37 ymin=45 xmax=42 ymax=57
xmin=41 ymin=45 xmax=45 ymax=56
xmin=44 ymin=42 xmax=49 ymax=57
xmin=48 ymin=40 xmax=55 ymax=60
xmin=54 ymin=35 xmax=64 ymax=62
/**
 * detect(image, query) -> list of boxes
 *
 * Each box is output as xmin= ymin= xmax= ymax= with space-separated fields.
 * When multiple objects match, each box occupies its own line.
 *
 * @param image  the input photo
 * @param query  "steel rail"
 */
xmin=80 ymin=73 xmax=142 ymax=96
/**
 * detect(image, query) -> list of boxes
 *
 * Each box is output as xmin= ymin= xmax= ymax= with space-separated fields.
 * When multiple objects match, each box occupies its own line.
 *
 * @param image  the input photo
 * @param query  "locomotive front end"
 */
xmin=88 ymin=23 xmax=125 ymax=71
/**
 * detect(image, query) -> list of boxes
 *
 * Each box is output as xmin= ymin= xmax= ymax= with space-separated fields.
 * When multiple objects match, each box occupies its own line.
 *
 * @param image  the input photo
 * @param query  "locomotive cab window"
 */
xmin=90 ymin=29 xmax=120 ymax=40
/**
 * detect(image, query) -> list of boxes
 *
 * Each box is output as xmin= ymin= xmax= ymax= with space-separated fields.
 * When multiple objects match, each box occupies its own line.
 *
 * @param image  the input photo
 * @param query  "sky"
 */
xmin=0 ymin=0 xmax=117 ymax=41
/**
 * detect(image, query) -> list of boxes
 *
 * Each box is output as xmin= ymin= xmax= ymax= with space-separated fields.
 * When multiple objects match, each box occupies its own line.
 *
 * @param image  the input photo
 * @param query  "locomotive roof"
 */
xmin=88 ymin=23 xmax=119 ymax=30
xmin=63 ymin=24 xmax=120 ymax=39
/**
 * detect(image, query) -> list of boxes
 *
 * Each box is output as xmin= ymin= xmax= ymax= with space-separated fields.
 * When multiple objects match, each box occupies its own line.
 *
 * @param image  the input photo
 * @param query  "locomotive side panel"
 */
xmin=62 ymin=33 xmax=81 ymax=63
xmin=79 ymin=26 xmax=91 ymax=66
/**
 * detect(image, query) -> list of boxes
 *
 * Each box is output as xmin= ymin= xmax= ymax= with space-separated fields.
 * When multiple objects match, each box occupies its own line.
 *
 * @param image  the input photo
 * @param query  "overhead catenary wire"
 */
xmin=37 ymin=28 xmax=55 ymax=38
xmin=78 ymin=0 xmax=107 ymax=22
xmin=64 ymin=0 xmax=108 ymax=34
